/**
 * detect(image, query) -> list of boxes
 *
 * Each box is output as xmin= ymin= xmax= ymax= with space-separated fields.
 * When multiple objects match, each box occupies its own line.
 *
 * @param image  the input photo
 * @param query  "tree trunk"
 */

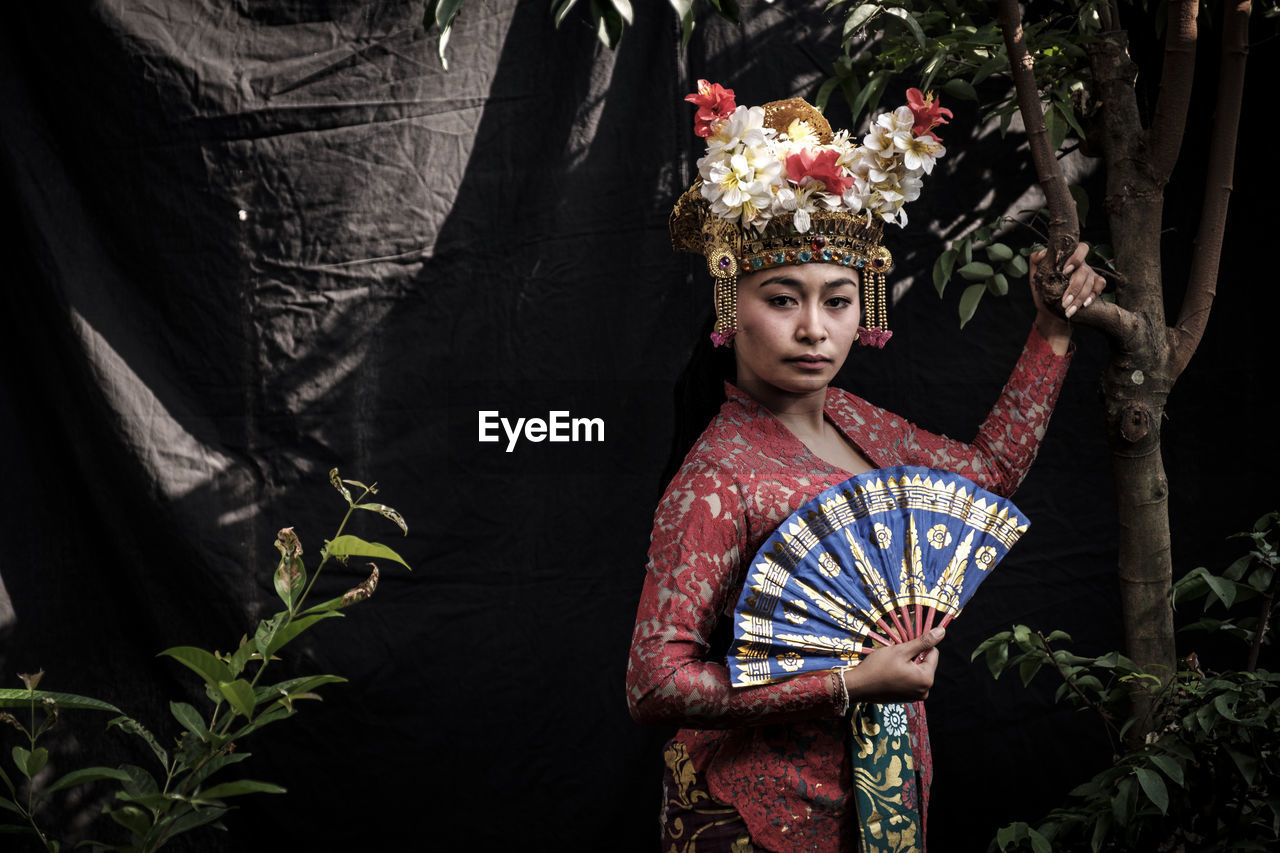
xmin=1090 ymin=31 xmax=1182 ymax=697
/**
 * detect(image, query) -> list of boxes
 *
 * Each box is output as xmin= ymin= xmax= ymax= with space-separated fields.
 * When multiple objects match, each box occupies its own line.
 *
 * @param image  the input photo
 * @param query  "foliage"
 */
xmin=423 ymin=0 xmax=750 ymax=68
xmin=0 ymin=470 xmax=409 ymax=852
xmin=973 ymin=512 xmax=1280 ymax=852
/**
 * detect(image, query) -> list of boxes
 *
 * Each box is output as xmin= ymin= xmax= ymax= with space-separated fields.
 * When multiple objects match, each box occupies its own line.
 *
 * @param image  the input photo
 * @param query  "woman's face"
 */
xmin=732 ymin=262 xmax=861 ymax=400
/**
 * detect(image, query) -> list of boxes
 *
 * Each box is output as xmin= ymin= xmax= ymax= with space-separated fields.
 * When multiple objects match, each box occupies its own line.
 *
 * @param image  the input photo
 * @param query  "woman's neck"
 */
xmin=735 ymin=378 xmax=829 ymax=436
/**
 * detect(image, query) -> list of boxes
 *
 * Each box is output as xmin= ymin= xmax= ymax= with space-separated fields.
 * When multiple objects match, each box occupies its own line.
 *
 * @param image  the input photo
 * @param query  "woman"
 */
xmin=626 ymin=83 xmax=1103 ymax=853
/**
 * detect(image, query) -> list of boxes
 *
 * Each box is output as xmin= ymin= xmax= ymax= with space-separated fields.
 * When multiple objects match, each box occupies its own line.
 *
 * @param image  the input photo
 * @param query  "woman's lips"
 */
xmin=787 ymin=355 xmax=831 ymax=370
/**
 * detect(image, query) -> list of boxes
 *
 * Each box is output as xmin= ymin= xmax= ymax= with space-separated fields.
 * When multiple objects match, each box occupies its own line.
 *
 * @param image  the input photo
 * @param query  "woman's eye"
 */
xmin=827 ymin=297 xmax=853 ymax=309
xmin=768 ymin=295 xmax=796 ymax=307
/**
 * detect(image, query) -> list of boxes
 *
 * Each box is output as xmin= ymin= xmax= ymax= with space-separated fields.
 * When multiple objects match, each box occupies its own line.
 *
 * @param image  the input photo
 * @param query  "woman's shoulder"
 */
xmin=824 ymin=384 xmax=900 ymax=425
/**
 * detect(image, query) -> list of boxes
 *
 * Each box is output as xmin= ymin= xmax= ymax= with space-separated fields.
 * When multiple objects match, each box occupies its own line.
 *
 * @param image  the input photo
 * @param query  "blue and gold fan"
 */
xmin=729 ymin=466 xmax=1028 ymax=687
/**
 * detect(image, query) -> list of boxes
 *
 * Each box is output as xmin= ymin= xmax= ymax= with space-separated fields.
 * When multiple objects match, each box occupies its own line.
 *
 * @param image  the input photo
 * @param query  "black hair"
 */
xmin=659 ymin=314 xmax=736 ymax=492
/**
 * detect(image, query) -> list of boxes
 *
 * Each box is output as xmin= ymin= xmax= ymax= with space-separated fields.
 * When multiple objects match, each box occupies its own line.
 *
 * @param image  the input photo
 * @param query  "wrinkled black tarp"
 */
xmin=2 ymin=1 xmax=1275 ymax=850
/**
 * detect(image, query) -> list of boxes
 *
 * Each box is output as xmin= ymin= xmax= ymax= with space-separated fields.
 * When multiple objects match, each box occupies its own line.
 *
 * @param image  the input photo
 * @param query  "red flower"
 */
xmin=785 ymin=148 xmax=854 ymax=196
xmin=906 ymin=88 xmax=953 ymax=140
xmin=685 ymin=79 xmax=736 ymax=138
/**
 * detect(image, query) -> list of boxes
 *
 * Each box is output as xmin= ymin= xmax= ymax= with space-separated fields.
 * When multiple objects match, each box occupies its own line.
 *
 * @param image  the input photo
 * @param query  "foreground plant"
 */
xmin=976 ymin=512 xmax=1280 ymax=852
xmin=0 ymin=469 xmax=409 ymax=852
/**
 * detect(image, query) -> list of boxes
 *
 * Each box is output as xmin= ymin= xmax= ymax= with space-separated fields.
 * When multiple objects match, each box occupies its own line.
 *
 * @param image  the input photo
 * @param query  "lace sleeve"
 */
xmin=893 ymin=325 xmax=1072 ymax=496
xmin=625 ymin=456 xmax=839 ymax=728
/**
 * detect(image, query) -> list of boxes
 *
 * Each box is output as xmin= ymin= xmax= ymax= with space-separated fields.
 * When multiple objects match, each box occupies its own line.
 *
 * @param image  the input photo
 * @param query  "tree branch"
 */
xmin=1168 ymin=0 xmax=1251 ymax=380
xmin=1066 ymin=296 xmax=1142 ymax=343
xmin=996 ymin=0 xmax=1079 ymax=313
xmin=1148 ymin=0 xmax=1199 ymax=181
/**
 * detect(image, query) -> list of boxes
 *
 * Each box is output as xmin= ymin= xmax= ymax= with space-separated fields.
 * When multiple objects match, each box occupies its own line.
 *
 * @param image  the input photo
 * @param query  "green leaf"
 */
xmin=1029 ymin=827 xmax=1052 ymax=853
xmin=46 ymin=766 xmax=132 ymax=794
xmin=1003 ymin=255 xmax=1029 ymax=280
xmin=1134 ymin=767 xmax=1169 ymax=815
xmin=188 ymin=752 xmax=252 ymax=790
xmin=958 ymin=284 xmax=985 ymax=328
xmin=158 ymin=647 xmax=233 ymax=691
xmin=987 ymin=273 xmax=1009 ymax=296
xmin=118 ymin=764 xmax=158 ymax=797
xmin=107 ymin=716 xmax=169 ymax=769
xmin=0 ymin=690 xmax=122 ymax=713
xmin=227 ymin=635 xmax=255 ymax=678
xmin=262 ymin=612 xmax=343 ymax=659
xmin=296 ymin=595 xmax=347 ymax=617
xmin=920 ymin=48 xmax=947 ymax=94
xmin=1090 ymin=809 xmax=1112 ymax=853
xmin=156 ymin=803 xmax=230 ymax=842
xmin=1068 ymin=184 xmax=1090 ymax=229
xmin=843 ymin=4 xmax=879 ymax=35
xmin=592 ymin=0 xmax=625 ymax=48
xmin=257 ymin=674 xmax=347 ymax=703
xmin=28 ymin=748 xmax=49 ymax=778
xmin=1227 ymin=746 xmax=1260 ymax=784
xmin=323 ymin=535 xmax=410 ymax=569
xmin=1146 ymin=752 xmax=1184 ymax=785
xmin=11 ymin=746 xmax=47 ymax=779
xmin=0 ymin=763 xmax=12 ymax=796
xmin=957 ymin=262 xmax=994 ymax=281
xmin=552 ymin=0 xmax=580 ymax=28
xmin=986 ymin=243 xmax=1014 ymax=262
xmin=105 ymin=804 xmax=153 ymax=836
xmin=849 ymin=73 xmax=888 ymax=127
xmin=170 ymin=702 xmax=208 ymax=740
xmin=707 ymin=0 xmax=739 ymax=24
xmin=881 ymin=7 xmax=927 ymax=50
xmin=1055 ymin=99 xmax=1086 ymax=140
xmin=197 ymin=780 xmax=286 ymax=801
xmin=1017 ymin=655 xmax=1042 ymax=686
xmin=983 ymin=634 xmax=1010 ymax=677
xmin=0 ymin=800 xmax=31 ymax=818
xmin=1202 ymin=572 xmax=1239 ymax=610
xmin=1111 ymin=776 xmax=1135 ymax=824
xmin=353 ymin=499 xmax=407 ymax=532
xmin=218 ymin=680 xmax=257 ymax=721
xmin=436 ymin=21 xmax=453 ymax=71
xmin=1043 ymin=102 xmax=1067 ymax=150
xmin=942 ymin=78 xmax=978 ymax=101
xmin=433 ymin=0 xmax=463 ymax=29
xmin=273 ymin=552 xmax=307 ymax=611
xmin=932 ymin=249 xmax=957 ymax=296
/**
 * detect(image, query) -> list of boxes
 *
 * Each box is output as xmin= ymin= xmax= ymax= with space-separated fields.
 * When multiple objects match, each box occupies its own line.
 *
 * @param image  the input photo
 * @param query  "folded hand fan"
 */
xmin=729 ymin=465 xmax=1028 ymax=687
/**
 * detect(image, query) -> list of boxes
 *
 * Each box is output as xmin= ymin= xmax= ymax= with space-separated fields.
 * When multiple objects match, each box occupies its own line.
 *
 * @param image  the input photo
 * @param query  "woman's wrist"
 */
xmin=1034 ymin=309 xmax=1073 ymax=356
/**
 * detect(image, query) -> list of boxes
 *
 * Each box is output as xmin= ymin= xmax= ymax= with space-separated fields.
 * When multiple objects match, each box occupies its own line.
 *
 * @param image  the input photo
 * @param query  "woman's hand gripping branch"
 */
xmin=1030 ymin=242 xmax=1107 ymax=355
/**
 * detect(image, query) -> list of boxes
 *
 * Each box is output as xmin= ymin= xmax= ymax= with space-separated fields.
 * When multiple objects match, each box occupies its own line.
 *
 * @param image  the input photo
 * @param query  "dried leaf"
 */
xmin=341 ymin=565 xmax=380 ymax=608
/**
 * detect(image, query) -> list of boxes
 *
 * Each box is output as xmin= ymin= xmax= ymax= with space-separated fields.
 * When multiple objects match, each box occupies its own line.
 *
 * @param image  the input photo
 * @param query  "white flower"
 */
xmin=882 ymin=704 xmax=909 ymax=737
xmin=702 ymin=150 xmax=774 ymax=226
xmin=783 ymin=118 xmax=821 ymax=147
xmin=706 ymin=105 xmax=767 ymax=156
xmin=897 ymin=133 xmax=946 ymax=174
xmin=773 ymin=181 xmax=824 ymax=233
xmin=688 ymin=94 xmax=946 ymax=233
xmin=863 ymin=122 xmax=894 ymax=155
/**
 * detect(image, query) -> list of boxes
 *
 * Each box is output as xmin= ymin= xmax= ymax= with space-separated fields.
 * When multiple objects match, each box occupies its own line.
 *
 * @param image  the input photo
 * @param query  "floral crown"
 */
xmin=670 ymin=81 xmax=951 ymax=347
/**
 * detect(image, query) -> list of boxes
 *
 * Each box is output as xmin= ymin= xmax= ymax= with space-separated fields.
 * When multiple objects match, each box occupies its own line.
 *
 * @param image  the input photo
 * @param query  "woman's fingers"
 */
xmin=1032 ymin=242 xmax=1102 ymax=318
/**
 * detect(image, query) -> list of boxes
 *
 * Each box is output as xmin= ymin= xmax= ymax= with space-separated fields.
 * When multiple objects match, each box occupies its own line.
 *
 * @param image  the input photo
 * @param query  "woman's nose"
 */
xmin=796 ymin=302 xmax=827 ymax=342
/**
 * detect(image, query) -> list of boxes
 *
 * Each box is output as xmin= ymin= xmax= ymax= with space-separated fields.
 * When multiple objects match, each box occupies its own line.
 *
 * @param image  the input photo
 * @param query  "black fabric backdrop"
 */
xmin=1 ymin=2 xmax=1275 ymax=850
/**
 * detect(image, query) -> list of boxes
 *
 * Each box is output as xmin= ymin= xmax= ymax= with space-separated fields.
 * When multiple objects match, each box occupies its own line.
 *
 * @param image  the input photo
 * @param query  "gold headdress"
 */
xmin=670 ymin=82 xmax=951 ymax=348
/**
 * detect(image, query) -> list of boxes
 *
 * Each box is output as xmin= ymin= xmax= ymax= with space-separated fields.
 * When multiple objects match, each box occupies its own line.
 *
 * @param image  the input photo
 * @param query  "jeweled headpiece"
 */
xmin=670 ymin=82 xmax=951 ymax=348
